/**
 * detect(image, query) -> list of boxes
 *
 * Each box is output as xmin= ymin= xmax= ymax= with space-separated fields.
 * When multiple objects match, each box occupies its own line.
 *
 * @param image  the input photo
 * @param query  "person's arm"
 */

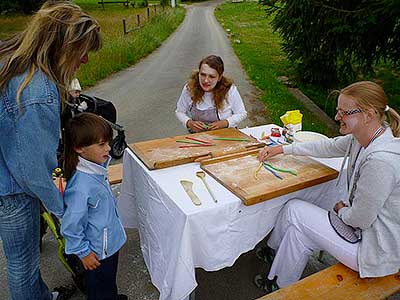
xmin=4 ymin=91 xmax=63 ymax=216
xmin=61 ymin=187 xmax=92 ymax=260
xmin=338 ymin=156 xmax=395 ymax=229
xmin=176 ymin=85 xmax=208 ymax=132
xmin=284 ymin=134 xmax=352 ymax=158
xmin=258 ymin=134 xmax=352 ymax=162
xmin=175 ymin=85 xmax=192 ymax=128
xmin=225 ymin=85 xmax=247 ymax=128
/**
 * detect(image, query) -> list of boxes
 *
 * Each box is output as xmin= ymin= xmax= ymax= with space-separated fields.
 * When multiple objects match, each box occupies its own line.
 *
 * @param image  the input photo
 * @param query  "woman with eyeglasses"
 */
xmin=175 ymin=55 xmax=247 ymax=133
xmin=254 ymin=81 xmax=400 ymax=293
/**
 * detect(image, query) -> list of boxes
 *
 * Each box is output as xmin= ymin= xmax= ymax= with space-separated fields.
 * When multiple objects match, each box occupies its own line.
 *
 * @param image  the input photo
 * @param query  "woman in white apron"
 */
xmin=175 ymin=55 xmax=247 ymax=133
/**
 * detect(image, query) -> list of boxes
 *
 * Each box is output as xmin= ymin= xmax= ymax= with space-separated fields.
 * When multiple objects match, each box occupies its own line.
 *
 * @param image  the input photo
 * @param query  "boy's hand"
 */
xmin=81 ymin=252 xmax=100 ymax=270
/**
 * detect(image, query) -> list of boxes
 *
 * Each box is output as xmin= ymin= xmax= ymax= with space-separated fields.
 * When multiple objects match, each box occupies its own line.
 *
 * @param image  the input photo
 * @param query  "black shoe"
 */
xmin=53 ymin=285 xmax=76 ymax=300
xmin=254 ymin=274 xmax=279 ymax=294
xmin=255 ymin=244 xmax=275 ymax=265
xmin=117 ymin=294 xmax=128 ymax=300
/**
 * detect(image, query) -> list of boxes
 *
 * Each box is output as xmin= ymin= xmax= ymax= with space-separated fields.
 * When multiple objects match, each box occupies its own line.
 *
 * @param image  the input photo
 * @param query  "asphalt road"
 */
xmin=86 ymin=0 xmax=265 ymax=143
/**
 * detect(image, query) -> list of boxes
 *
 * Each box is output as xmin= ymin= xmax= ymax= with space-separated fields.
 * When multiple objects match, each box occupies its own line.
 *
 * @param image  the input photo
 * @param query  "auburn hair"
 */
xmin=187 ymin=55 xmax=233 ymax=111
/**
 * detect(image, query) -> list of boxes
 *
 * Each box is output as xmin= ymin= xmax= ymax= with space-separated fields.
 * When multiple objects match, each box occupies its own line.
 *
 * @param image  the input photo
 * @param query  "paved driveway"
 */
xmin=86 ymin=0 xmax=265 ymax=143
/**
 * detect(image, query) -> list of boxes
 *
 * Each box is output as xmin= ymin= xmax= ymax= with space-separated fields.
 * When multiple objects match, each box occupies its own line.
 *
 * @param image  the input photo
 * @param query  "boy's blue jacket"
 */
xmin=61 ymin=156 xmax=127 ymax=260
xmin=0 ymin=67 xmax=63 ymax=216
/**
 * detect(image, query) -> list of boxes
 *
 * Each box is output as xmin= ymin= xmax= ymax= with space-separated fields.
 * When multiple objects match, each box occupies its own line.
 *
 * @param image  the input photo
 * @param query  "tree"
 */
xmin=260 ymin=0 xmax=400 ymax=87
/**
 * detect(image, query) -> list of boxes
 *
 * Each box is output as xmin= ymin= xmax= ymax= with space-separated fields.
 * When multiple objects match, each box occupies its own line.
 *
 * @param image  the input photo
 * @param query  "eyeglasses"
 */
xmin=335 ymin=108 xmax=363 ymax=118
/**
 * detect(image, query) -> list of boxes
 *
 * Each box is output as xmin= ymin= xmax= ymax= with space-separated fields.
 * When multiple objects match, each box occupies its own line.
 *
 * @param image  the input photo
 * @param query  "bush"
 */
xmin=160 ymin=0 xmax=169 ymax=7
xmin=133 ymin=0 xmax=148 ymax=8
xmin=0 ymin=0 xmax=45 ymax=14
xmin=261 ymin=0 xmax=400 ymax=87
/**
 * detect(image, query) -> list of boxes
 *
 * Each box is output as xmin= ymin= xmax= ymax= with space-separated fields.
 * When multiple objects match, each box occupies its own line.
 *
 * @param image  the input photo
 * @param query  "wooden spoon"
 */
xmin=180 ymin=180 xmax=201 ymax=206
xmin=196 ymin=171 xmax=218 ymax=203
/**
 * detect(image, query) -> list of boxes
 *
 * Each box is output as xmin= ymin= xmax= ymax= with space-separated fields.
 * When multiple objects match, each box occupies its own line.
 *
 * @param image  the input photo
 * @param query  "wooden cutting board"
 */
xmin=200 ymin=149 xmax=339 ymax=206
xmin=130 ymin=128 xmax=264 ymax=170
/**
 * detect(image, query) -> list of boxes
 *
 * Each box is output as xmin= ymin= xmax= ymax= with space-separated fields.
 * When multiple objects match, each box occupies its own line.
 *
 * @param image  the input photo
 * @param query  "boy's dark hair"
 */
xmin=64 ymin=112 xmax=113 ymax=180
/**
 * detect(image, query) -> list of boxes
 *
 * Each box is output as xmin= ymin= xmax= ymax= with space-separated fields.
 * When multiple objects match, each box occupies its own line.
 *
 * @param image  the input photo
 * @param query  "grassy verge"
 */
xmin=0 ymin=2 xmax=185 ymax=87
xmin=75 ymin=6 xmax=185 ymax=86
xmin=296 ymin=62 xmax=400 ymax=120
xmin=215 ymin=1 xmax=400 ymax=135
xmin=215 ymin=2 xmax=336 ymax=136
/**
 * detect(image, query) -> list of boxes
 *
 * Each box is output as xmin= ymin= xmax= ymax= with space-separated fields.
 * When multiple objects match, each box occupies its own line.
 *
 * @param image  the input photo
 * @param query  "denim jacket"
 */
xmin=0 ymin=67 xmax=64 ymax=216
xmin=61 ymin=156 xmax=127 ymax=260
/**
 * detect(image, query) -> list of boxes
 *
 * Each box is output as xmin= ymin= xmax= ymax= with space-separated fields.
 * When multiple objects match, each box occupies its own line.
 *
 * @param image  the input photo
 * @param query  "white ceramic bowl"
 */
xmin=293 ymin=131 xmax=329 ymax=143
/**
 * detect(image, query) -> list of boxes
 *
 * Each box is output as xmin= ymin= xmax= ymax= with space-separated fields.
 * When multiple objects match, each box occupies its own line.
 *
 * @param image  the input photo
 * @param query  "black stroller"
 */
xmin=40 ymin=170 xmax=87 ymax=294
xmin=63 ymin=93 xmax=127 ymax=159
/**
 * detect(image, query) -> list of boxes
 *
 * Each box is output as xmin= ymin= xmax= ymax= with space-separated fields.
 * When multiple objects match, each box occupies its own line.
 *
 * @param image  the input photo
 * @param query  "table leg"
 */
xmin=189 ymin=289 xmax=196 ymax=300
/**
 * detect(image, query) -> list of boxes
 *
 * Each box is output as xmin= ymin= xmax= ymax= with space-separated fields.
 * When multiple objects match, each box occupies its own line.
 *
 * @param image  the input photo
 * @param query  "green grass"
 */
xmin=0 ymin=15 xmax=30 ymax=40
xmin=215 ymin=1 xmax=400 ymax=136
xmin=296 ymin=62 xmax=400 ymax=120
xmin=75 ymin=6 xmax=185 ymax=86
xmin=0 ymin=1 xmax=185 ymax=88
xmin=215 ymin=2 xmax=336 ymax=136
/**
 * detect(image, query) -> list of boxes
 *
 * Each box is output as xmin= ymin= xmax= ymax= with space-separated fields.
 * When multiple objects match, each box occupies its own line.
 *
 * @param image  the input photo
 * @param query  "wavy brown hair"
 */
xmin=0 ymin=1 xmax=101 ymax=104
xmin=187 ymin=55 xmax=233 ymax=111
xmin=335 ymin=81 xmax=400 ymax=137
xmin=64 ymin=113 xmax=113 ymax=180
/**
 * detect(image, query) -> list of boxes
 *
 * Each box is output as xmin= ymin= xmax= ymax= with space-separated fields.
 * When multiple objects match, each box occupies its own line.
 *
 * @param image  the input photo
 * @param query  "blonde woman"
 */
xmin=255 ymin=81 xmax=400 ymax=293
xmin=0 ymin=2 xmax=101 ymax=299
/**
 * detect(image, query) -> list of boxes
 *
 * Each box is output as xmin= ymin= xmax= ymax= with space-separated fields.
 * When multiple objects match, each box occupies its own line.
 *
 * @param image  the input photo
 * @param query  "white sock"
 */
xmin=52 ymin=291 xmax=59 ymax=300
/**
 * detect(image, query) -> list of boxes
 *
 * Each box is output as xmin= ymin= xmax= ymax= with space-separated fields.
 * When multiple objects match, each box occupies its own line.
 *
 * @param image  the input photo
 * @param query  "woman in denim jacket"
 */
xmin=0 ymin=2 xmax=101 ymax=299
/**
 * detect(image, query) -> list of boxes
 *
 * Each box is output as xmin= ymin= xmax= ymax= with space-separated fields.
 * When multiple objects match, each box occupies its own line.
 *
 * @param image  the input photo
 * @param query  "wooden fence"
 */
xmin=122 ymin=5 xmax=167 ymax=35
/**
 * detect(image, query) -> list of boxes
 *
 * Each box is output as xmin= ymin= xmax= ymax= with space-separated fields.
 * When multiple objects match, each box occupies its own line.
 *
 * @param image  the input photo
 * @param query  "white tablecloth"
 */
xmin=119 ymin=125 xmax=346 ymax=300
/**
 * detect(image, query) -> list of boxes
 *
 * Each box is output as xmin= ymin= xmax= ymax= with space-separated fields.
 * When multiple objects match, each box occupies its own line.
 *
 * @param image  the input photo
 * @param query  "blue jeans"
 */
xmin=0 ymin=194 xmax=52 ymax=300
xmin=86 ymin=251 xmax=119 ymax=300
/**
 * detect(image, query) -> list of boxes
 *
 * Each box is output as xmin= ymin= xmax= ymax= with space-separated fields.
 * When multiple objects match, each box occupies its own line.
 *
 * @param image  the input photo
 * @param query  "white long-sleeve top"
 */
xmin=175 ymin=84 xmax=247 ymax=128
xmin=282 ymin=129 xmax=400 ymax=278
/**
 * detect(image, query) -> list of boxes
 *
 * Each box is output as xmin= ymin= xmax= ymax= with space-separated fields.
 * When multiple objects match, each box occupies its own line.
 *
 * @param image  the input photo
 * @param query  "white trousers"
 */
xmin=267 ymin=199 xmax=359 ymax=288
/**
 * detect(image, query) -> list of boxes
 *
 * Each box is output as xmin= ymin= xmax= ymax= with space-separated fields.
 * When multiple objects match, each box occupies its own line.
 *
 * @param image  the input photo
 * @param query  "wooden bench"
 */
xmin=257 ymin=263 xmax=400 ymax=300
xmin=108 ymin=163 xmax=123 ymax=185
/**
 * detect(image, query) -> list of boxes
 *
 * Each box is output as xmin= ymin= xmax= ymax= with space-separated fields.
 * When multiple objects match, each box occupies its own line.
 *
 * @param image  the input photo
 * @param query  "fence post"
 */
xmin=147 ymin=7 xmax=150 ymax=20
xmin=123 ymin=19 xmax=127 ymax=35
xmin=137 ymin=14 xmax=140 ymax=27
xmin=154 ymin=5 xmax=156 ymax=14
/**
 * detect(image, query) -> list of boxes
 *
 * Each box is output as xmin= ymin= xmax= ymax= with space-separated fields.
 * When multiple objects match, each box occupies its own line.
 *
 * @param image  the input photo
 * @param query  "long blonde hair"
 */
xmin=338 ymin=81 xmax=400 ymax=137
xmin=0 ymin=1 xmax=101 ymax=103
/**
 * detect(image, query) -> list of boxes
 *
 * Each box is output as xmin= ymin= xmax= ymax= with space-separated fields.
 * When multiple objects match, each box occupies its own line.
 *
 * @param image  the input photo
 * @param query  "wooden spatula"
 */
xmin=180 ymin=180 xmax=201 ymax=206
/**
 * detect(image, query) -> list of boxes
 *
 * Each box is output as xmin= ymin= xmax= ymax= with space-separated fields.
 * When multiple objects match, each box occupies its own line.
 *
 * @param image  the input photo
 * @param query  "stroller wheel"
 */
xmin=110 ymin=136 xmax=127 ymax=159
xmin=72 ymin=273 xmax=87 ymax=294
xmin=39 ymin=215 xmax=48 ymax=252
